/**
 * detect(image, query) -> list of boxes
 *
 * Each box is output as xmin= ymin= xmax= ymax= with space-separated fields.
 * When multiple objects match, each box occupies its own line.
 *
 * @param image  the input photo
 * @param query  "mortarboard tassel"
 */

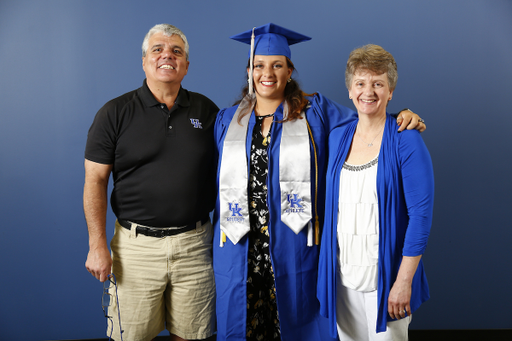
xmin=249 ymin=27 xmax=255 ymax=94
xmin=220 ymin=231 xmax=226 ymax=247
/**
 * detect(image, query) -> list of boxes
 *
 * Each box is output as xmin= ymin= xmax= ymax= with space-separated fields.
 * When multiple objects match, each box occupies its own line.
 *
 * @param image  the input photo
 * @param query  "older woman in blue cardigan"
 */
xmin=318 ymin=44 xmax=434 ymax=341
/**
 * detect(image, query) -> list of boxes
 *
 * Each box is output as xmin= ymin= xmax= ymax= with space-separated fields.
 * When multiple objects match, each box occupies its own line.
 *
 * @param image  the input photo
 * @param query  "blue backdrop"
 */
xmin=1 ymin=0 xmax=511 ymax=340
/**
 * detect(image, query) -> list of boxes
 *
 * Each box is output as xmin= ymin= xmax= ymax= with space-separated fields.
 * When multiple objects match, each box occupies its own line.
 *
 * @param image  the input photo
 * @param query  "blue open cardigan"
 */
xmin=317 ymin=114 xmax=435 ymax=336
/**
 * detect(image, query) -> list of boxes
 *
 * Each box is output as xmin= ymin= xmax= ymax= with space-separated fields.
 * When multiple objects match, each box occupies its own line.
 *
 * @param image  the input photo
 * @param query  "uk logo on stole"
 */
xmin=226 ymin=201 xmax=245 ymax=223
xmin=190 ymin=118 xmax=203 ymax=129
xmin=285 ymin=193 xmax=306 ymax=213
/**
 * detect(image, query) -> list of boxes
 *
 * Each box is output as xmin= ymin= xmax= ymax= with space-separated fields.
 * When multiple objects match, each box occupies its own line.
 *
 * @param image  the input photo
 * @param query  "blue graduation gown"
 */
xmin=213 ymin=93 xmax=356 ymax=341
xmin=317 ymin=115 xmax=434 ymax=337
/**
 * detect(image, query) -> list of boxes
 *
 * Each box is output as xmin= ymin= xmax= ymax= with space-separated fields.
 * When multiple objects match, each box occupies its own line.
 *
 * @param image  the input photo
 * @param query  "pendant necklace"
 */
xmin=257 ymin=113 xmax=274 ymax=146
xmin=357 ymin=124 xmax=384 ymax=147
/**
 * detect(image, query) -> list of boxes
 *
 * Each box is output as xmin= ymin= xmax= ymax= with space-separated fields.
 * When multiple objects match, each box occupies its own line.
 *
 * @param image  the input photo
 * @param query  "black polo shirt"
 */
xmin=85 ymin=80 xmax=219 ymax=227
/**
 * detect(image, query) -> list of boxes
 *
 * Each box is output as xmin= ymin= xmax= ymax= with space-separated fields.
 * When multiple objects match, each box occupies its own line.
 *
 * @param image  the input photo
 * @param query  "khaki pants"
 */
xmin=106 ymin=220 xmax=215 ymax=341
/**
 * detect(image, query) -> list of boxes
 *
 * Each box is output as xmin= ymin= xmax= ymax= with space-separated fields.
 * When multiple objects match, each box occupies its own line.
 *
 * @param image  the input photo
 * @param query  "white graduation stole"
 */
xmin=279 ymin=103 xmax=312 ymax=234
xmin=218 ymin=96 xmax=312 ymax=246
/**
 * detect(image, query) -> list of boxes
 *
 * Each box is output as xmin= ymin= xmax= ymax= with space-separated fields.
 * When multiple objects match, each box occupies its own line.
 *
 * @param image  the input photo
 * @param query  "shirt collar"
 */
xmin=138 ymin=79 xmax=190 ymax=108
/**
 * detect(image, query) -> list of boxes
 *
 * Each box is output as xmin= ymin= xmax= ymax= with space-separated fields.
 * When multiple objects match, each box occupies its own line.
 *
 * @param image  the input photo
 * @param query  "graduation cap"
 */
xmin=230 ymin=23 xmax=311 ymax=94
xmin=230 ymin=23 xmax=311 ymax=59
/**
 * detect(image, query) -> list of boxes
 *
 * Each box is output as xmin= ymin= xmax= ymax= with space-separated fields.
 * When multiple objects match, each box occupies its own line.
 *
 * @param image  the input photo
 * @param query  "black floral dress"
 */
xmin=246 ymin=114 xmax=281 ymax=341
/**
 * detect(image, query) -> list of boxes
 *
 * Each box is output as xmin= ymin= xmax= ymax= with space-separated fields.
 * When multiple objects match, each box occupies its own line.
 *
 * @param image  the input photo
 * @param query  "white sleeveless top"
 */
xmin=337 ymin=156 xmax=379 ymax=292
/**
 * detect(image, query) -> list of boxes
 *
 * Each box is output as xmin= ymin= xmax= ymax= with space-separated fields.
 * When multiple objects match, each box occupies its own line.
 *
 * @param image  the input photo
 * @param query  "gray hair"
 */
xmin=141 ymin=24 xmax=190 ymax=61
xmin=345 ymin=44 xmax=398 ymax=91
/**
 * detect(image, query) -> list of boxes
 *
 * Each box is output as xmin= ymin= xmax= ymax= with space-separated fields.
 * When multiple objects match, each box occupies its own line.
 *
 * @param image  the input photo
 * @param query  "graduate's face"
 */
xmin=348 ymin=69 xmax=393 ymax=117
xmin=142 ymin=33 xmax=189 ymax=87
xmin=249 ymin=55 xmax=292 ymax=102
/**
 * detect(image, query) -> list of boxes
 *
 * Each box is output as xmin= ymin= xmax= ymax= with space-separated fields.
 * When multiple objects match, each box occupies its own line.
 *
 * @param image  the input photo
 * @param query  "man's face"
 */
xmin=142 ymin=32 xmax=189 ymax=87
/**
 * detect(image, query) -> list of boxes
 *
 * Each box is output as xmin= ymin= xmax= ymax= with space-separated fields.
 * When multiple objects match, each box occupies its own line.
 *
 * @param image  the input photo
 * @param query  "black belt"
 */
xmin=118 ymin=217 xmax=209 ymax=237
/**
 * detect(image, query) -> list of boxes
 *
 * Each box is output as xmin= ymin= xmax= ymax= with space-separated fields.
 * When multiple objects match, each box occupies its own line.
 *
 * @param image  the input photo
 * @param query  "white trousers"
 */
xmin=336 ymin=282 xmax=411 ymax=341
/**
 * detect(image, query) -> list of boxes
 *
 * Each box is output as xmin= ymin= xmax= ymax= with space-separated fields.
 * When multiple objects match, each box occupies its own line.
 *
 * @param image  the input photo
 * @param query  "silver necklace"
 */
xmin=356 ymin=125 xmax=384 ymax=147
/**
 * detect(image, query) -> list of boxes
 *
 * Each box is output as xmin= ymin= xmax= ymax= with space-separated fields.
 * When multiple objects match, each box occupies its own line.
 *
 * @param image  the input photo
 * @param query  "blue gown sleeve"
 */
xmin=308 ymin=93 xmax=358 ymax=132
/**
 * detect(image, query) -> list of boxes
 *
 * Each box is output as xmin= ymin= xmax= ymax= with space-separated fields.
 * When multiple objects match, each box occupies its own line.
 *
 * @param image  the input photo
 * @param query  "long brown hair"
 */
xmin=234 ymin=57 xmax=314 ymax=124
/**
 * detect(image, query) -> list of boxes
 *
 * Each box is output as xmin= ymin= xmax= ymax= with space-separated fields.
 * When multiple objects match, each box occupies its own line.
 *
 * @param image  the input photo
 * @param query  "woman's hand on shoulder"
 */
xmin=396 ymin=109 xmax=426 ymax=132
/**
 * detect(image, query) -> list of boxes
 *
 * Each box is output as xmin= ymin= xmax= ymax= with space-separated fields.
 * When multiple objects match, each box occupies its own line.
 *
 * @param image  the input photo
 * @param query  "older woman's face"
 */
xmin=348 ymin=69 xmax=393 ymax=117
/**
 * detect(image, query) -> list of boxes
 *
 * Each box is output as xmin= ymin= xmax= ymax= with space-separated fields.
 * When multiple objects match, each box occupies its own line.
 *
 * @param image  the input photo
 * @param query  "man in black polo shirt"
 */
xmin=84 ymin=24 xmax=218 ymax=341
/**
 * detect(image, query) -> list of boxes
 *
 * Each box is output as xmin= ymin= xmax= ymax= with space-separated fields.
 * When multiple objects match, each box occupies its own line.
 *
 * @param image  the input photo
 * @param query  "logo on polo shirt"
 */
xmin=190 ymin=118 xmax=203 ymax=129
xmin=285 ymin=193 xmax=306 ymax=213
